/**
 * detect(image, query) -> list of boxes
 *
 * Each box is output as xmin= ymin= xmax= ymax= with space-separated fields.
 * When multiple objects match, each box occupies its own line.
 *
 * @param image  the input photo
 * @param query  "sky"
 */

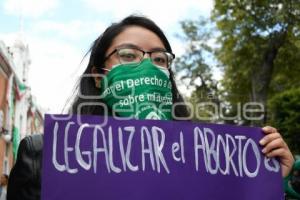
xmin=0 ymin=0 xmax=214 ymax=113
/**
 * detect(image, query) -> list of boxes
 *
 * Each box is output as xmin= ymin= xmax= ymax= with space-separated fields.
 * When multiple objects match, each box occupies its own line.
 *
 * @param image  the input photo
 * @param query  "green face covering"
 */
xmin=100 ymin=59 xmax=173 ymax=120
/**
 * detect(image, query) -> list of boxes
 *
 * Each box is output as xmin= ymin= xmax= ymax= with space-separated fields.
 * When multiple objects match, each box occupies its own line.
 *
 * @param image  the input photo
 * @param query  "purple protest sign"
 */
xmin=41 ymin=114 xmax=284 ymax=200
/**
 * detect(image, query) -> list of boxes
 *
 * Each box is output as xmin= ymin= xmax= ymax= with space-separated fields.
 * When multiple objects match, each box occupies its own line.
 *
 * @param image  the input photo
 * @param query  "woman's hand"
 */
xmin=260 ymin=126 xmax=295 ymax=177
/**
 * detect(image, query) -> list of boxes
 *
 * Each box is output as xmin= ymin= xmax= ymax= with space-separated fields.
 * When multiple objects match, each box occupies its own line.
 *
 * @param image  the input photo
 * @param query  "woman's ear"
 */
xmin=91 ymin=66 xmax=102 ymax=88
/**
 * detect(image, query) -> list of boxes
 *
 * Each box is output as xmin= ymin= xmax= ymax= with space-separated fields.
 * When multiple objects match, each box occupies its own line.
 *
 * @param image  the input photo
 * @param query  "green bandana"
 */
xmin=100 ymin=59 xmax=173 ymax=120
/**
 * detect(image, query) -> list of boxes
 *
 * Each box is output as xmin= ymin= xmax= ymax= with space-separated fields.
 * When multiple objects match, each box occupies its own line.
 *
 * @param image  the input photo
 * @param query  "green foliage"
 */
xmin=175 ymin=1 xmax=300 ymax=143
xmin=212 ymin=0 xmax=300 ymax=125
xmin=269 ymin=88 xmax=300 ymax=154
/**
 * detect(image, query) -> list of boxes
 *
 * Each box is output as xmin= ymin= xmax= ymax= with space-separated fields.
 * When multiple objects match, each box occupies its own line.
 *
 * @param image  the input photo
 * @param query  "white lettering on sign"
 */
xmin=194 ymin=127 xmax=262 ymax=177
xmin=51 ymin=122 xmax=280 ymax=177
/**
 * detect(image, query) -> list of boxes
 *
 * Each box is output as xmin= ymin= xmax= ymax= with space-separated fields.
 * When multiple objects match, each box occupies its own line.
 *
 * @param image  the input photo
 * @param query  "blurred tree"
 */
xmin=174 ymin=18 xmax=222 ymax=122
xmin=212 ymin=0 xmax=300 ymax=125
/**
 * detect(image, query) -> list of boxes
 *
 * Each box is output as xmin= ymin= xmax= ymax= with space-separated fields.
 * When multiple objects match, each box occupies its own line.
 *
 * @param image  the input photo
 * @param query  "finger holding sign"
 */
xmin=260 ymin=126 xmax=295 ymax=177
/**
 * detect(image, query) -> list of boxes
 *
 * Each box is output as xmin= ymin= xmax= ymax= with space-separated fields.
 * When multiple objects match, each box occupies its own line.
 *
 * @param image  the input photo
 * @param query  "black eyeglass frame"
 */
xmin=104 ymin=46 xmax=175 ymax=68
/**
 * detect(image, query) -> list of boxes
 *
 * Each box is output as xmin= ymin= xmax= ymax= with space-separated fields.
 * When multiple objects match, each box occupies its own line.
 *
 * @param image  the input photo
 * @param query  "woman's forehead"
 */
xmin=108 ymin=26 xmax=165 ymax=51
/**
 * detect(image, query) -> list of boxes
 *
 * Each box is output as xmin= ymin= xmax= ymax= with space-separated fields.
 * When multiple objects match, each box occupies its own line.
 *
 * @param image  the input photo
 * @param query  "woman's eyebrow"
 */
xmin=115 ymin=43 xmax=167 ymax=52
xmin=115 ymin=43 xmax=140 ymax=49
xmin=149 ymin=47 xmax=167 ymax=52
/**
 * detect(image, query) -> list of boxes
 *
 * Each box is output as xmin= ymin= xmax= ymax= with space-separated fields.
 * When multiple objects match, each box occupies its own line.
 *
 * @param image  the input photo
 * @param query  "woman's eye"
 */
xmin=153 ymin=56 xmax=167 ymax=64
xmin=119 ymin=53 xmax=137 ymax=61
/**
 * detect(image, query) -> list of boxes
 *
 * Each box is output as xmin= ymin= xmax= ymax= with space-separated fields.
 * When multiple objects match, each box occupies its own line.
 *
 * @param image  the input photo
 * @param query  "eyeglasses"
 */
xmin=104 ymin=46 xmax=175 ymax=68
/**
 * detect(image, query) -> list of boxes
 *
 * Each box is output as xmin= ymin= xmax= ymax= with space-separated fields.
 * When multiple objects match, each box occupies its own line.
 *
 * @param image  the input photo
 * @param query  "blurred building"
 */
xmin=0 ymin=39 xmax=44 ymax=175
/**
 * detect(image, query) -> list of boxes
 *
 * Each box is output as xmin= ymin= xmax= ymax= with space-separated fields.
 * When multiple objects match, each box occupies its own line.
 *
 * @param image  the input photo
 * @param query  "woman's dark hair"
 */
xmin=70 ymin=15 xmax=190 ymax=119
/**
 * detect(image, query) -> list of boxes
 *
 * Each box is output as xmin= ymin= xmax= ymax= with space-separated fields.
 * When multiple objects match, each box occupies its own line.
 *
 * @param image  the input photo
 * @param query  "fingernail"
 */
xmin=262 ymin=127 xmax=269 ymax=132
xmin=259 ymin=139 xmax=265 ymax=145
xmin=262 ymin=148 xmax=266 ymax=153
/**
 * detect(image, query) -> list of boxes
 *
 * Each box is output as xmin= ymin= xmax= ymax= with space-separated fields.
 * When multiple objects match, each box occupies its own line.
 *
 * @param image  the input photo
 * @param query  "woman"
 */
xmin=7 ymin=15 xmax=295 ymax=200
